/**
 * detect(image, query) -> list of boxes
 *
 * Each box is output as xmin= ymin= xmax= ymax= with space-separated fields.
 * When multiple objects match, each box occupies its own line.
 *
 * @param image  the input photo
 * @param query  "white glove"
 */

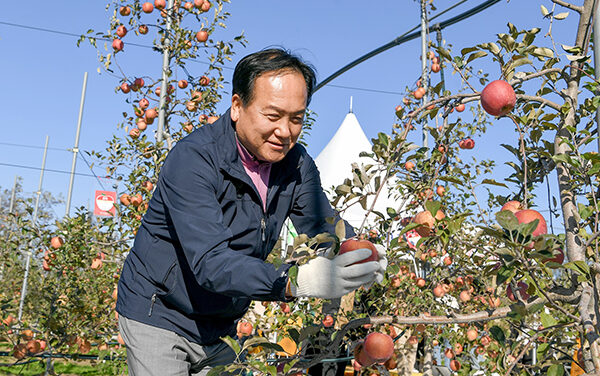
xmin=290 ymin=248 xmax=380 ymax=299
xmin=373 ymin=244 xmax=388 ymax=284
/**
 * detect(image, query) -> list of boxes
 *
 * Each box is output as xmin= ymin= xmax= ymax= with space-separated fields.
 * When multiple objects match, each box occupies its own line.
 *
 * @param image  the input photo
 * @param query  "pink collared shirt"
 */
xmin=236 ymin=137 xmax=271 ymax=212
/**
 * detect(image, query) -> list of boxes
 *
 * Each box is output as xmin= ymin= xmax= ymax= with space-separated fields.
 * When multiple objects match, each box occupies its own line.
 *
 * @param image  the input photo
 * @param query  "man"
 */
xmin=116 ymin=48 xmax=386 ymax=375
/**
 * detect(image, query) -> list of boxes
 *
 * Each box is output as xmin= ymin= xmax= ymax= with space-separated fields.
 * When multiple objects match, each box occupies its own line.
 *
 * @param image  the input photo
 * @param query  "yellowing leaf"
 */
xmin=554 ymin=12 xmax=569 ymax=20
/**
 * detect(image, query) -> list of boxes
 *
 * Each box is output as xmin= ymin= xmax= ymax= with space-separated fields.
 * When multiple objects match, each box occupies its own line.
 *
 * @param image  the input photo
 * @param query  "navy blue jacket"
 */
xmin=116 ymin=109 xmax=351 ymax=345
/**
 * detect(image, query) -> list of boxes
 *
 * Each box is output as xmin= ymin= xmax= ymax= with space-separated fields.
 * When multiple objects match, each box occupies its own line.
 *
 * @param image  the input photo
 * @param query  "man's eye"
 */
xmin=292 ymin=117 xmax=304 ymax=125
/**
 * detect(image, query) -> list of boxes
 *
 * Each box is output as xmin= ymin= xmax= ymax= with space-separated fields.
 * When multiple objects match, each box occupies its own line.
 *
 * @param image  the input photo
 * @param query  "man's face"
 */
xmin=231 ymin=70 xmax=307 ymax=163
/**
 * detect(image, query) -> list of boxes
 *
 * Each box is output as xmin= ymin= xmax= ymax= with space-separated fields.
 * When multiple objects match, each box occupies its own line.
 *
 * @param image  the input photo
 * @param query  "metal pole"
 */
xmin=420 ymin=0 xmax=429 ymax=150
xmin=0 ymin=176 xmax=18 ymax=281
xmin=156 ymin=0 xmax=175 ymax=143
xmin=594 ymin=3 xmax=600 ymax=152
xmin=9 ymin=175 xmax=17 ymax=214
xmin=17 ymin=136 xmax=49 ymax=322
xmin=65 ymin=72 xmax=88 ymax=217
xmin=435 ymin=26 xmax=446 ymax=92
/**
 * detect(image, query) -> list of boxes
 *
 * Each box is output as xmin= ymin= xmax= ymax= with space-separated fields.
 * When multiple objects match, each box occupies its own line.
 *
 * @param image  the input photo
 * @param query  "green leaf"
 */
xmin=220 ymin=336 xmax=241 ymax=354
xmin=532 ymin=47 xmax=554 ymax=58
xmin=466 ymin=51 xmax=488 ymax=64
xmin=481 ymin=179 xmax=508 ymax=188
xmin=537 ymin=342 xmax=549 ymax=358
xmin=298 ymin=325 xmax=321 ymax=342
xmin=425 ymin=201 xmax=442 ymax=217
xmin=548 ymin=364 xmax=564 ymax=376
xmin=288 ymin=265 xmax=298 ymax=285
xmin=489 ymin=326 xmax=506 ymax=343
xmin=439 ymin=176 xmax=463 ymax=186
xmin=540 ymin=5 xmax=549 ymax=16
xmin=564 ymin=261 xmax=590 ymax=277
xmin=496 ymin=210 xmax=519 ymax=231
xmin=241 ymin=336 xmax=272 ymax=352
xmin=335 ymin=220 xmax=346 ymax=240
xmin=397 ymin=222 xmax=421 ymax=237
xmin=496 ymin=265 xmax=514 ymax=285
xmin=561 ymin=44 xmax=582 ymax=54
xmin=540 ymin=311 xmax=557 ymax=328
xmin=207 ymin=366 xmax=226 ymax=376
xmin=293 ymin=234 xmax=308 ymax=248
xmin=553 ymin=12 xmax=569 ymax=20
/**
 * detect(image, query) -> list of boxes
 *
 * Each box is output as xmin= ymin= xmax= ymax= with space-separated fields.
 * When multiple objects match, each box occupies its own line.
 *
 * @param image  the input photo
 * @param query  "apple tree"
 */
xmin=208 ymin=1 xmax=600 ymax=375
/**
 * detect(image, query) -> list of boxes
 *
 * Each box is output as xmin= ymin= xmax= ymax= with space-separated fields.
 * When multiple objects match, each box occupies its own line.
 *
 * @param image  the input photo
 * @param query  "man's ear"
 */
xmin=231 ymin=94 xmax=242 ymax=122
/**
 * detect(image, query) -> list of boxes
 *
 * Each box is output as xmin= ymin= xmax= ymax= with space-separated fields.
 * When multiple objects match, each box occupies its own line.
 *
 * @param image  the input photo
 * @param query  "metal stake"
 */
xmin=66 ymin=72 xmax=88 ymax=217
xmin=594 ymin=3 xmax=600 ymax=152
xmin=18 ymin=136 xmax=49 ymax=322
xmin=420 ymin=0 xmax=429 ymax=151
xmin=157 ymin=0 xmax=176 ymax=143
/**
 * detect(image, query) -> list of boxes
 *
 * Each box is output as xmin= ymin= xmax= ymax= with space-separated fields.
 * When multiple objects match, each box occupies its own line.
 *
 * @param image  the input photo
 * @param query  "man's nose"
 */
xmin=274 ymin=119 xmax=292 ymax=139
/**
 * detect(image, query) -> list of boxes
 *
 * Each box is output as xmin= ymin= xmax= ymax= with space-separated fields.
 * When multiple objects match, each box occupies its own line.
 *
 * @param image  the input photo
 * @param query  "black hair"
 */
xmin=232 ymin=48 xmax=317 ymax=106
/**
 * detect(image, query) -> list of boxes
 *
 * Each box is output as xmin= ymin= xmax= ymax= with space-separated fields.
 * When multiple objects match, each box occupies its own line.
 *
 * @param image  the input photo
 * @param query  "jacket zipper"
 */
xmin=148 ymin=293 xmax=157 ymax=317
xmin=261 ymin=218 xmax=266 ymax=242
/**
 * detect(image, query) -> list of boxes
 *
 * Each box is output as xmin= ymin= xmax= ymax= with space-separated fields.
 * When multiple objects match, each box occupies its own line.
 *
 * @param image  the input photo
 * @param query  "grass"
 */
xmin=0 ymin=353 xmax=127 ymax=375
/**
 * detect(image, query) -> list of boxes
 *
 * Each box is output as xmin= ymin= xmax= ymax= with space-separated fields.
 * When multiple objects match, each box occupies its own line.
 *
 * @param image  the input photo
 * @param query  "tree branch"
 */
xmin=551 ymin=0 xmax=584 ymax=13
xmin=516 ymin=94 xmax=562 ymax=112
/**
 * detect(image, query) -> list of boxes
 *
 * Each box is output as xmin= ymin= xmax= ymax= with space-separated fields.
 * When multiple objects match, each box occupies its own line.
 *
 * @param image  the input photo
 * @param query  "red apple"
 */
xmin=507 ymin=281 xmax=530 ymax=302
xmin=120 ymin=82 xmax=131 ymax=93
xmin=431 ymin=63 xmax=441 ymax=73
xmin=195 ymin=30 xmax=209 ymax=42
xmin=480 ymin=80 xmax=516 ymax=117
xmin=433 ymin=284 xmax=445 ymax=297
xmin=142 ymin=2 xmax=154 ymax=13
xmin=515 ymin=209 xmax=547 ymax=237
xmin=133 ymin=77 xmax=145 ymax=89
xmin=416 ymin=278 xmax=426 ymax=288
xmin=501 ymin=200 xmax=523 ymax=213
xmin=138 ymin=25 xmax=149 ymax=34
xmin=322 ymin=314 xmax=334 ymax=328
xmin=237 ymin=321 xmax=253 ymax=337
xmin=184 ymin=2 xmax=194 ymax=10
xmin=116 ymin=25 xmax=127 ymax=38
xmin=444 ymin=348 xmax=455 ymax=359
xmin=544 ymin=248 xmax=565 ymax=265
xmin=139 ymin=98 xmax=150 ymax=110
xmin=443 ymin=256 xmax=452 ymax=266
xmin=450 ymin=359 xmax=461 ymax=371
xmin=363 ymin=332 xmax=394 ymax=363
xmin=413 ymin=211 xmax=434 ymax=237
xmin=405 ymin=161 xmax=415 ymax=171
xmin=178 ymin=79 xmax=188 ymax=89
xmin=194 ymin=0 xmax=204 ymax=7
xmin=201 ymin=1 xmax=211 ymax=11
xmin=129 ymin=128 xmax=140 ymax=139
xmin=456 ymin=103 xmax=465 ymax=112
xmin=145 ymin=108 xmax=159 ymax=120
xmin=199 ymin=75 xmax=210 ymax=86
xmin=119 ymin=6 xmax=131 ymax=16
xmin=154 ymin=0 xmax=166 ymax=9
xmin=339 ymin=238 xmax=378 ymax=264
xmin=50 ymin=236 xmax=64 ymax=249
xmin=120 ymin=194 xmax=131 ymax=206
xmin=413 ymin=87 xmax=426 ymax=99
xmin=112 ymin=39 xmax=124 ymax=51
xmin=459 ymin=290 xmax=471 ymax=302
xmin=466 ymin=328 xmax=478 ymax=341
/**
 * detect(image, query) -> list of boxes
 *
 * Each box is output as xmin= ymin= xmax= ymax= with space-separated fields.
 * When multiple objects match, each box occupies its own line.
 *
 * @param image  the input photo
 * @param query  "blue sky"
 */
xmin=0 ymin=1 xmax=580 ymax=229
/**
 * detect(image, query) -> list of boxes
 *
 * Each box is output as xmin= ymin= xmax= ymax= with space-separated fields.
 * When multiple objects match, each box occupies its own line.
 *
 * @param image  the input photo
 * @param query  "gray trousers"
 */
xmin=118 ymin=315 xmax=238 ymax=376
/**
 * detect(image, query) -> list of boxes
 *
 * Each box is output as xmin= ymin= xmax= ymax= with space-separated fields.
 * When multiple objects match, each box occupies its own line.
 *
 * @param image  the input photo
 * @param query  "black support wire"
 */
xmin=314 ymin=0 xmax=502 ymax=93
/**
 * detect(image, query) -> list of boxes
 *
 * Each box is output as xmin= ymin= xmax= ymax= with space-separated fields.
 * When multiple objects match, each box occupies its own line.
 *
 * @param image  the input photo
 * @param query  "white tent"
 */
xmin=314 ymin=98 xmax=399 ymax=230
